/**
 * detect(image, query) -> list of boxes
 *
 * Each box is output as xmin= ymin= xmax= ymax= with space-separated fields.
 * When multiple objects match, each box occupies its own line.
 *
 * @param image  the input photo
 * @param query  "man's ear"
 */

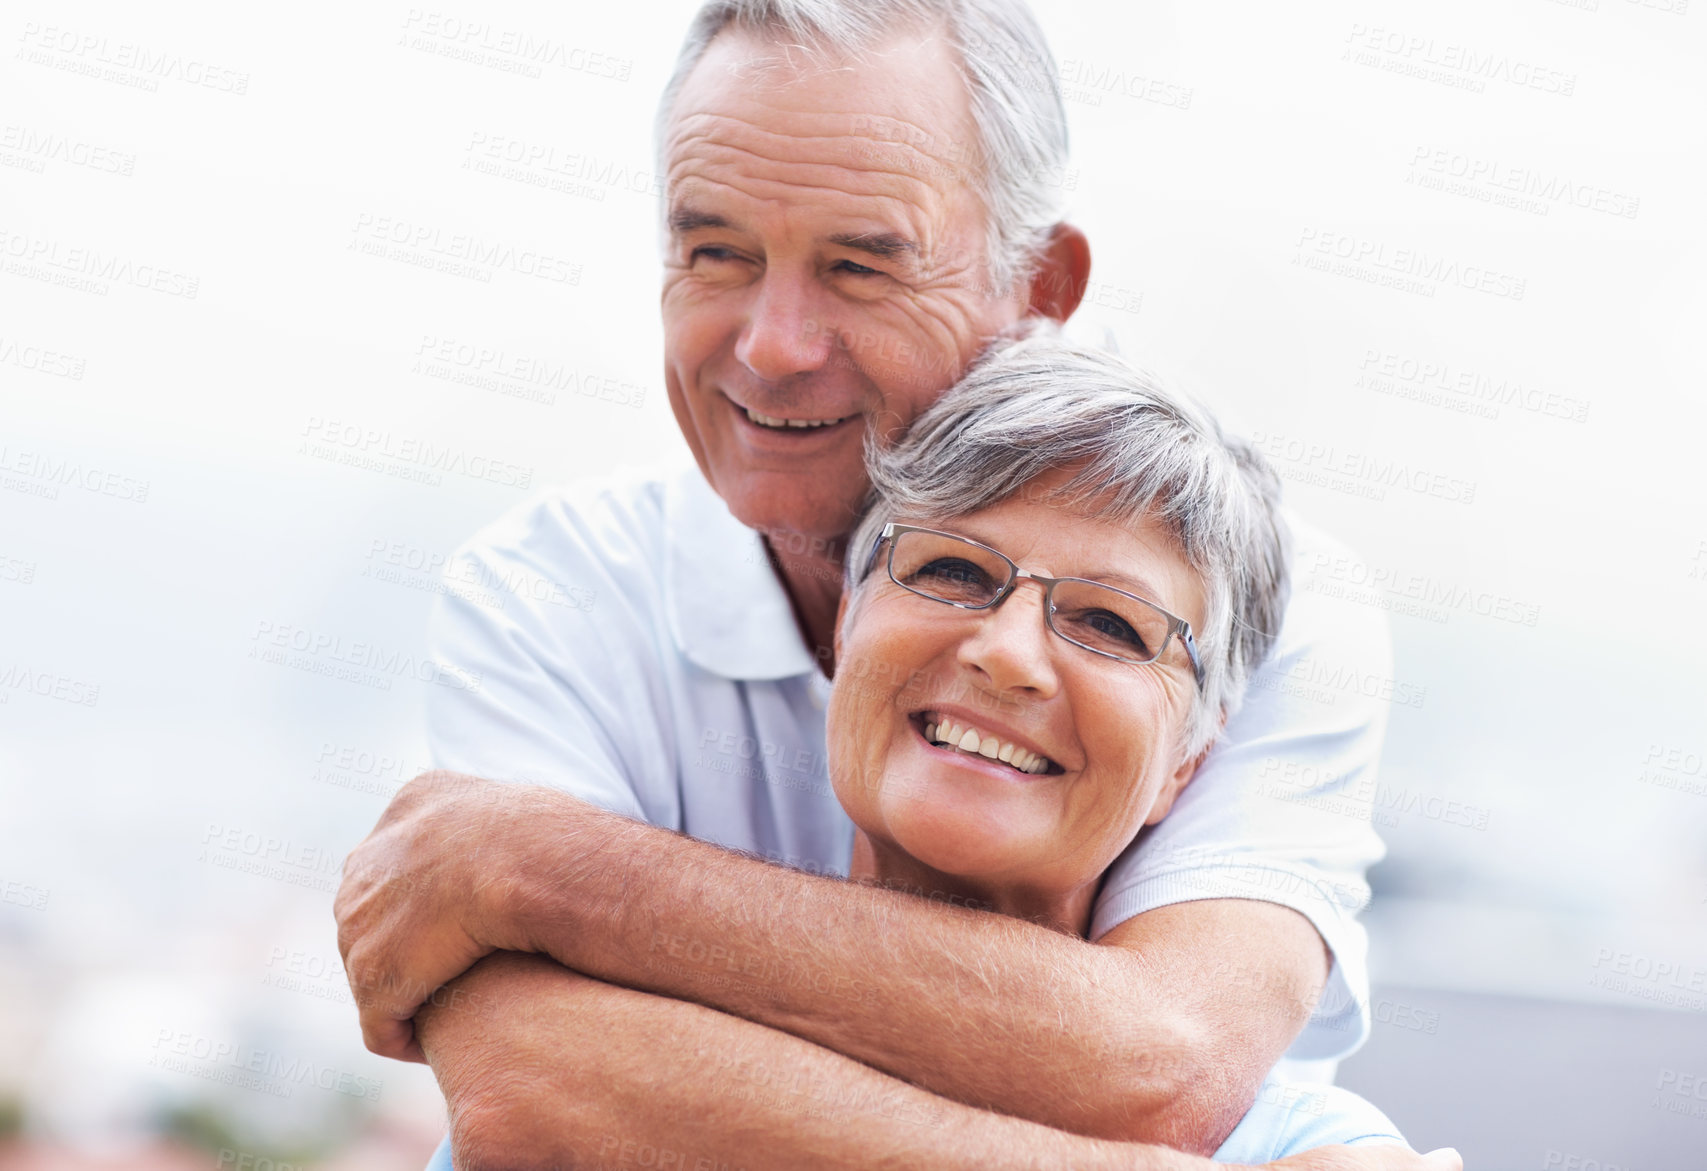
xmin=1144 ymin=715 xmax=1226 ymax=826
xmin=1027 ymin=223 xmax=1092 ymax=323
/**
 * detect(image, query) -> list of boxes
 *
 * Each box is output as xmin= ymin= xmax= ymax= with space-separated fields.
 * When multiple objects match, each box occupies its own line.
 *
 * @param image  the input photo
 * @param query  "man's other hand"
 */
xmin=333 ymin=770 xmax=537 ymax=1062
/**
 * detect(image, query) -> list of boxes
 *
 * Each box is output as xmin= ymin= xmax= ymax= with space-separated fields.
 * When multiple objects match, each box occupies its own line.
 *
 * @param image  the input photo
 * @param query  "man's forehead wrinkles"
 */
xmin=672 ymin=109 xmax=969 ymax=170
xmin=670 ymin=147 xmax=950 ymax=230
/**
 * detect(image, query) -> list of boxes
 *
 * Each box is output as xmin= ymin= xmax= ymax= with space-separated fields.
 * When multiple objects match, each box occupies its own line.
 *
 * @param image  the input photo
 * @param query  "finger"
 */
xmin=360 ymin=1008 xmax=421 ymax=1062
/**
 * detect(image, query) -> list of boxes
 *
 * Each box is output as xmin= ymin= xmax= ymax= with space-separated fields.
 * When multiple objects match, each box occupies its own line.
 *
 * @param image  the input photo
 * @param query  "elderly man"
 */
xmin=336 ymin=1 xmax=1439 ymax=1167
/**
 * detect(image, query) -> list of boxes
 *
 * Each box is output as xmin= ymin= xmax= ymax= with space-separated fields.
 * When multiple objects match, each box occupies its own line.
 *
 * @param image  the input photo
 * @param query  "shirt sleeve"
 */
xmin=1212 ymin=1079 xmax=1410 ymax=1163
xmin=1090 ymin=517 xmax=1392 ymax=1060
xmin=422 ymin=481 xmax=684 ymax=830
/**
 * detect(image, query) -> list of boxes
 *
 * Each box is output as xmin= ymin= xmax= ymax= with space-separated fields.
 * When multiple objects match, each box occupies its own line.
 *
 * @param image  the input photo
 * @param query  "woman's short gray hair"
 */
xmin=656 ymin=0 xmax=1069 ymax=291
xmin=846 ymin=325 xmax=1291 ymax=757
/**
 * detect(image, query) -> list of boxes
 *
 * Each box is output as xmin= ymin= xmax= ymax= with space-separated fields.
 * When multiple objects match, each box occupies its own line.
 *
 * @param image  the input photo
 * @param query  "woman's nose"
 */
xmin=954 ymin=580 xmax=1061 ymax=697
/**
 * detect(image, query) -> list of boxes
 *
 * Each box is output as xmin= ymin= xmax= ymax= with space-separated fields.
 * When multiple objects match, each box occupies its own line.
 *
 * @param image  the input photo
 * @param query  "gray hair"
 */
xmin=655 ymin=0 xmax=1070 ymax=291
xmin=846 ymin=325 xmax=1291 ymax=757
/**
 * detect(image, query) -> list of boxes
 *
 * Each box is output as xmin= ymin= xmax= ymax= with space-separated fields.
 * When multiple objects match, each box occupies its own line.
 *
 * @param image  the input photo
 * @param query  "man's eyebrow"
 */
xmin=668 ymin=206 xmax=734 ymax=234
xmin=827 ymin=231 xmax=920 ymax=261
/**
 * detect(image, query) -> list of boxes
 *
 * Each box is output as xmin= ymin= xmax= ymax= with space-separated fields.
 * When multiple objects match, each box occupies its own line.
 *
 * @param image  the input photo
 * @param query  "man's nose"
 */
xmin=955 ymin=581 xmax=1061 ymax=698
xmin=734 ymin=272 xmax=836 ymax=383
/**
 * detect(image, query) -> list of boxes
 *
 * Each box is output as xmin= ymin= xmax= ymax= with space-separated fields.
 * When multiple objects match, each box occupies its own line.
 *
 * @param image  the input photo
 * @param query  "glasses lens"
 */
xmin=1048 ymin=579 xmax=1174 ymax=663
xmin=889 ymin=530 xmax=1009 ymax=607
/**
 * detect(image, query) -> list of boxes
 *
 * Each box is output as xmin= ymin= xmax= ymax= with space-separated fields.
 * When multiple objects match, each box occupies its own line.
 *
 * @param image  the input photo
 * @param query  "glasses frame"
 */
xmin=866 ymin=522 xmax=1206 ymax=689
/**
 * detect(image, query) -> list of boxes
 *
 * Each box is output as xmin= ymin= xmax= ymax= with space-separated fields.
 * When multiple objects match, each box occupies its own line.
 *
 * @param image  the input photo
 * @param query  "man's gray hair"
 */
xmin=846 ymin=325 xmax=1291 ymax=757
xmin=656 ymin=0 xmax=1070 ymax=290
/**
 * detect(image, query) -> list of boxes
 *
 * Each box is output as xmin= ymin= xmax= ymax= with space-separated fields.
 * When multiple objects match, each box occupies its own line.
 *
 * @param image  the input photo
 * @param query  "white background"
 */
xmin=2 ymin=0 xmax=1705 ymax=1166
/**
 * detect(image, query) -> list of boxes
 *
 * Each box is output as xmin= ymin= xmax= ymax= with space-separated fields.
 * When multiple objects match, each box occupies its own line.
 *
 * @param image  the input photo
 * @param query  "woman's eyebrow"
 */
xmin=1094 ymin=572 xmax=1166 ymax=602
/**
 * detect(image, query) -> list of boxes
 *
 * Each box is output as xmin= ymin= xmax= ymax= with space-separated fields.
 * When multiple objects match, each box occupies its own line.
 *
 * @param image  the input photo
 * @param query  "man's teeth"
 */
xmin=922 ymin=716 xmax=1052 ymax=775
xmin=744 ymin=407 xmax=847 ymax=429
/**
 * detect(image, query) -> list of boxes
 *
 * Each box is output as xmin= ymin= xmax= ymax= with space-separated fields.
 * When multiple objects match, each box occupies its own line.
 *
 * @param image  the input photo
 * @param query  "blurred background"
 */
xmin=2 ymin=0 xmax=1704 ymax=1167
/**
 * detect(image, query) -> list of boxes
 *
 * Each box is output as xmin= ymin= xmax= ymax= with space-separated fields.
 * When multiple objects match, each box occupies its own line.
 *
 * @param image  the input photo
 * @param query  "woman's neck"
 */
xmin=849 ymin=831 xmax=1096 ymax=938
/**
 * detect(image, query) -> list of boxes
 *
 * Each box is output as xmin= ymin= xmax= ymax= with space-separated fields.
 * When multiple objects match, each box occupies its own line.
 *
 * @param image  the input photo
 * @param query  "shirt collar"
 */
xmin=663 ymin=465 xmax=821 ymax=681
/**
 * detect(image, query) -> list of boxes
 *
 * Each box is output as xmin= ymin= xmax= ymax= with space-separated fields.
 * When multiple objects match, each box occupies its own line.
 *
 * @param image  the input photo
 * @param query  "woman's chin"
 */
xmin=881 ymin=800 xmax=1033 ymax=883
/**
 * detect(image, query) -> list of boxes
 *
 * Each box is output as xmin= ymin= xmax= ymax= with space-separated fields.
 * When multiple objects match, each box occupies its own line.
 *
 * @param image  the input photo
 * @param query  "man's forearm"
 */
xmin=419 ymin=951 xmax=1217 ymax=1171
xmin=505 ymin=791 xmax=1324 ymax=1150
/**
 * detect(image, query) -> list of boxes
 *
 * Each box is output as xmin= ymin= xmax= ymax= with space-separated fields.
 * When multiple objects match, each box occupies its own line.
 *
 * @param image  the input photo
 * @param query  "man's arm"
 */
xmin=417 ymin=951 xmax=1453 ymax=1171
xmin=340 ymin=775 xmax=1325 ymax=1153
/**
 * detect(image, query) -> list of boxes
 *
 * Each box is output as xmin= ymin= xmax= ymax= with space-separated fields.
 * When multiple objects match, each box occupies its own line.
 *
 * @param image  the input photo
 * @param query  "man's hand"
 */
xmin=334 ymin=771 xmax=547 ymax=1062
xmin=1262 ymin=1145 xmax=1463 ymax=1171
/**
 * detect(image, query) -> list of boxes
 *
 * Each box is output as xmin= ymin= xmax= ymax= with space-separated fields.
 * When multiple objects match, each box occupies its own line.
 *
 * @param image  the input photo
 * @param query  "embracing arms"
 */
xmin=339 ymin=773 xmax=1328 ymax=1153
xmin=419 ymin=951 xmax=1229 ymax=1171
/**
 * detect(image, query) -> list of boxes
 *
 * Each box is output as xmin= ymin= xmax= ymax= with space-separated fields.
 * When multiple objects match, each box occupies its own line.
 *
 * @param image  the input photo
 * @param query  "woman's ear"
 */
xmin=1144 ymin=714 xmax=1226 ymax=826
xmin=831 ymin=590 xmax=851 ymax=666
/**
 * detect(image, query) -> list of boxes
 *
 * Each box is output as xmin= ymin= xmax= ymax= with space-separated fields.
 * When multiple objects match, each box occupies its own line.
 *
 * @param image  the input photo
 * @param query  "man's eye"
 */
xmin=833 ymin=259 xmax=880 ymax=276
xmin=690 ymin=246 xmax=741 ymax=264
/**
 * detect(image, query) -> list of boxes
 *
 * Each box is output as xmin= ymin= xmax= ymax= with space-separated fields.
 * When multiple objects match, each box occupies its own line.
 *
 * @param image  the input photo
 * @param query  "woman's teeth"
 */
xmin=922 ymin=715 xmax=1052 ymax=775
xmin=744 ymin=407 xmax=848 ymax=429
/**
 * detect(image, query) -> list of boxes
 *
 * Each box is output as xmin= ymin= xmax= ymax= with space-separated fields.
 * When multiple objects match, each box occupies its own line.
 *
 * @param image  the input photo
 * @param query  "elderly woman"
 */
xmin=417 ymin=327 xmax=1420 ymax=1168
xmin=824 ymin=326 xmax=1407 ymax=1161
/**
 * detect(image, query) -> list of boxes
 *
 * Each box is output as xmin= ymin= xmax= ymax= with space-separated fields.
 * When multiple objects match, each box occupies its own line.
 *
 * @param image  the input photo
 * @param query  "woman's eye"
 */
xmin=914 ymin=557 xmax=987 ymax=585
xmin=1077 ymin=610 xmax=1148 ymax=651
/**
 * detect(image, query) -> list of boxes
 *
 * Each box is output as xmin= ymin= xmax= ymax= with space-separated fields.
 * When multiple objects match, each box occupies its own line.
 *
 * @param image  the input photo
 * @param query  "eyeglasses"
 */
xmin=865 ymin=523 xmax=1205 ymax=688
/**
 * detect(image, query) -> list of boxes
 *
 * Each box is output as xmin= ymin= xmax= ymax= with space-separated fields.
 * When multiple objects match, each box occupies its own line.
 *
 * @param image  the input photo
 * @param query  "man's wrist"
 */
xmin=494 ymin=785 xmax=648 ymax=969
